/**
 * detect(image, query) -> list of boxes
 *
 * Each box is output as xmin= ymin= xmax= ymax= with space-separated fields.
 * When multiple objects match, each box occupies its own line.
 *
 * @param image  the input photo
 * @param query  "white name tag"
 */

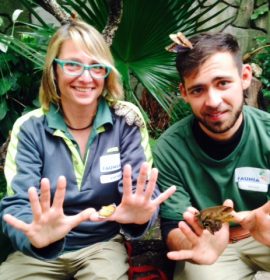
xmin=100 ymin=171 xmax=122 ymax=184
xmin=238 ymin=182 xmax=268 ymax=192
xmin=235 ymin=167 xmax=270 ymax=192
xmin=100 ymin=153 xmax=121 ymax=173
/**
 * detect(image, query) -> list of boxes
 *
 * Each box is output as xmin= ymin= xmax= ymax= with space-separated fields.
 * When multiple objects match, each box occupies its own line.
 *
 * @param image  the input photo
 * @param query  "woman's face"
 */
xmin=55 ymin=39 xmax=106 ymax=110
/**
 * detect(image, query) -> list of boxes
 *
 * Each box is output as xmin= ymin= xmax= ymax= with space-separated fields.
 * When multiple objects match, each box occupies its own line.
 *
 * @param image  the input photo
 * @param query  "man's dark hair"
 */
xmin=176 ymin=32 xmax=243 ymax=82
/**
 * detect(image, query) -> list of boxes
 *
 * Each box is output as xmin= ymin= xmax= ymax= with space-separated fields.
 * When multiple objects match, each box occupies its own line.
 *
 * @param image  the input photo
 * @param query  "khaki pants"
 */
xmin=0 ymin=235 xmax=128 ymax=280
xmin=174 ymin=237 xmax=270 ymax=280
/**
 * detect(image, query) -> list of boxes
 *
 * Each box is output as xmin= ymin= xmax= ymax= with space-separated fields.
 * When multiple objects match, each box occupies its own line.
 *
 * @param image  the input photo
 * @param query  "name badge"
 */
xmin=100 ymin=171 xmax=122 ymax=184
xmin=235 ymin=167 xmax=270 ymax=192
xmin=100 ymin=153 xmax=121 ymax=173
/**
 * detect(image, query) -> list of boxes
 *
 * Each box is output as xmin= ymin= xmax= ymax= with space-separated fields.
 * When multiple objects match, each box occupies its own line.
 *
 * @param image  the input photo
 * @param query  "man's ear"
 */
xmin=241 ymin=64 xmax=253 ymax=90
xmin=179 ymin=83 xmax=188 ymax=102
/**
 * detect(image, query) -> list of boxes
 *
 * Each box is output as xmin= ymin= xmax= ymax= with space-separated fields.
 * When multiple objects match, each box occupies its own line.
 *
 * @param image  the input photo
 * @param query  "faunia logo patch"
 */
xmin=235 ymin=167 xmax=270 ymax=192
xmin=100 ymin=153 xmax=121 ymax=184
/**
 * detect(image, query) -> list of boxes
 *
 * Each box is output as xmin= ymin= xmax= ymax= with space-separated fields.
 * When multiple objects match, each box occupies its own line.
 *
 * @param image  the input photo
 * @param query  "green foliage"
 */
xmin=0 ymin=49 xmax=41 ymax=199
xmin=0 ymin=172 xmax=6 ymax=200
xmin=0 ymin=8 xmax=46 ymax=146
xmin=0 ymin=36 xmax=42 ymax=197
xmin=251 ymin=4 xmax=269 ymax=20
xmin=0 ymin=49 xmax=41 ymax=143
xmin=169 ymin=96 xmax=191 ymax=126
xmin=249 ymin=36 xmax=270 ymax=110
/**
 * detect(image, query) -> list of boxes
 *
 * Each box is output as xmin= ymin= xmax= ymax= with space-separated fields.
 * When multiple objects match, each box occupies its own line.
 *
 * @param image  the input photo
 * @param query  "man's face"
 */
xmin=180 ymin=52 xmax=252 ymax=141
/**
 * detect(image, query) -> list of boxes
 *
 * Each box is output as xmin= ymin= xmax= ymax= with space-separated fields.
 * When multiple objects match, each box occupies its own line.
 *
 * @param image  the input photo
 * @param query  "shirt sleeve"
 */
xmin=0 ymin=118 xmax=65 ymax=260
xmin=115 ymin=104 xmax=160 ymax=239
xmin=160 ymin=218 xmax=179 ymax=241
xmin=153 ymin=137 xmax=192 ymax=221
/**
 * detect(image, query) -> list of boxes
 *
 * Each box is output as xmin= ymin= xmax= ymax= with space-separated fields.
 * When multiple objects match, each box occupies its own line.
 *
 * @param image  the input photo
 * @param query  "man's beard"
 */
xmin=195 ymin=102 xmax=244 ymax=134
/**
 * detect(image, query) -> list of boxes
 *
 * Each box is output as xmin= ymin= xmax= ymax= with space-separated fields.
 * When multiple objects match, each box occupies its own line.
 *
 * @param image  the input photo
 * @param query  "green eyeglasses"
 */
xmin=54 ymin=59 xmax=111 ymax=79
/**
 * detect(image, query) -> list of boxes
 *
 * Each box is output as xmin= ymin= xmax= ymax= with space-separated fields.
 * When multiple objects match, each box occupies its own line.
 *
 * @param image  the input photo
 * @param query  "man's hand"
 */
xmin=233 ymin=200 xmax=270 ymax=246
xmin=167 ymin=200 xmax=232 ymax=264
xmin=91 ymin=162 xmax=176 ymax=224
xmin=3 ymin=176 xmax=95 ymax=248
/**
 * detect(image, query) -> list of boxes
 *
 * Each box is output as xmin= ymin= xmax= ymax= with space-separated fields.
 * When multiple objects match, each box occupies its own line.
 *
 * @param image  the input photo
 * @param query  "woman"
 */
xmin=0 ymin=20 xmax=175 ymax=279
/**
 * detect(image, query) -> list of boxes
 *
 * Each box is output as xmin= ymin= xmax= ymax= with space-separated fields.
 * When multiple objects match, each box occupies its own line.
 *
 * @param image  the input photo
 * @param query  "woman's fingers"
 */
xmin=144 ymin=167 xmax=158 ymax=201
xmin=3 ymin=214 xmax=29 ymax=233
xmin=29 ymin=186 xmax=42 ymax=221
xmin=68 ymin=208 xmax=97 ymax=228
xmin=123 ymin=162 xmax=176 ymax=207
xmin=40 ymin=178 xmax=51 ymax=212
xmin=52 ymin=176 xmax=67 ymax=210
xmin=152 ymin=185 xmax=176 ymax=205
xmin=136 ymin=162 xmax=149 ymax=195
xmin=122 ymin=164 xmax=133 ymax=197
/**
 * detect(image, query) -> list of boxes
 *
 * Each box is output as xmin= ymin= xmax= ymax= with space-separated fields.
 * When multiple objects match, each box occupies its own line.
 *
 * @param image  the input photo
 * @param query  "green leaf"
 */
xmin=0 ymin=42 xmax=9 ymax=53
xmin=0 ymin=172 xmax=7 ymax=199
xmin=255 ymin=36 xmax=268 ymax=45
xmin=12 ymin=9 xmax=24 ymax=23
xmin=251 ymin=4 xmax=268 ymax=20
xmin=0 ymin=17 xmax=4 ymax=27
xmin=0 ymin=78 xmax=13 ymax=96
xmin=62 ymin=0 xmax=108 ymax=31
xmin=262 ymin=89 xmax=270 ymax=98
xmin=0 ymin=97 xmax=8 ymax=120
xmin=20 ymin=0 xmax=49 ymax=27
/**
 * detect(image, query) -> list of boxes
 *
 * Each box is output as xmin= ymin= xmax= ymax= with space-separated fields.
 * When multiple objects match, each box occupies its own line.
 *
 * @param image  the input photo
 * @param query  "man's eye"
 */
xmin=219 ymin=80 xmax=229 ymax=87
xmin=190 ymin=88 xmax=203 ymax=95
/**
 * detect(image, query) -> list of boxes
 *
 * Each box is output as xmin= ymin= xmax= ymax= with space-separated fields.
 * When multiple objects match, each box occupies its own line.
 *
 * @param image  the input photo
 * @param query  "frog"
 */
xmin=98 ymin=203 xmax=117 ymax=218
xmin=196 ymin=205 xmax=235 ymax=234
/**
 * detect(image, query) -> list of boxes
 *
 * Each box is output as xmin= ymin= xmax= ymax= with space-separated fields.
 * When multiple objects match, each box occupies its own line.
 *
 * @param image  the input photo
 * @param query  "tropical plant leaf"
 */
xmin=12 ymin=10 xmax=24 ymax=23
xmin=20 ymin=0 xmax=50 ymax=27
xmin=0 ymin=97 xmax=8 ymax=120
xmin=61 ymin=0 xmax=108 ymax=31
xmin=0 ymin=78 xmax=14 ymax=96
xmin=0 ymin=30 xmax=46 ymax=69
xmin=251 ymin=3 xmax=268 ymax=20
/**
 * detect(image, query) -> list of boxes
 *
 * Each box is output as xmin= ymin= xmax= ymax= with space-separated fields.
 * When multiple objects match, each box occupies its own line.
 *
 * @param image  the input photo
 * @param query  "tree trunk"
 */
xmin=102 ymin=0 xmax=123 ymax=46
xmin=233 ymin=0 xmax=254 ymax=28
xmin=37 ymin=0 xmax=123 ymax=45
xmin=37 ymin=0 xmax=70 ymax=24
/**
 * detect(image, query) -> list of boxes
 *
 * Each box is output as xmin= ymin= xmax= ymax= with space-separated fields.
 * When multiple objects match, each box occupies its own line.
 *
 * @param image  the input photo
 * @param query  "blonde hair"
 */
xmin=39 ymin=20 xmax=123 ymax=110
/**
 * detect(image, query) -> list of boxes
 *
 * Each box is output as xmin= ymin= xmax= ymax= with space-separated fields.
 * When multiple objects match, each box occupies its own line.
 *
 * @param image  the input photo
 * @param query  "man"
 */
xmin=153 ymin=32 xmax=270 ymax=280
